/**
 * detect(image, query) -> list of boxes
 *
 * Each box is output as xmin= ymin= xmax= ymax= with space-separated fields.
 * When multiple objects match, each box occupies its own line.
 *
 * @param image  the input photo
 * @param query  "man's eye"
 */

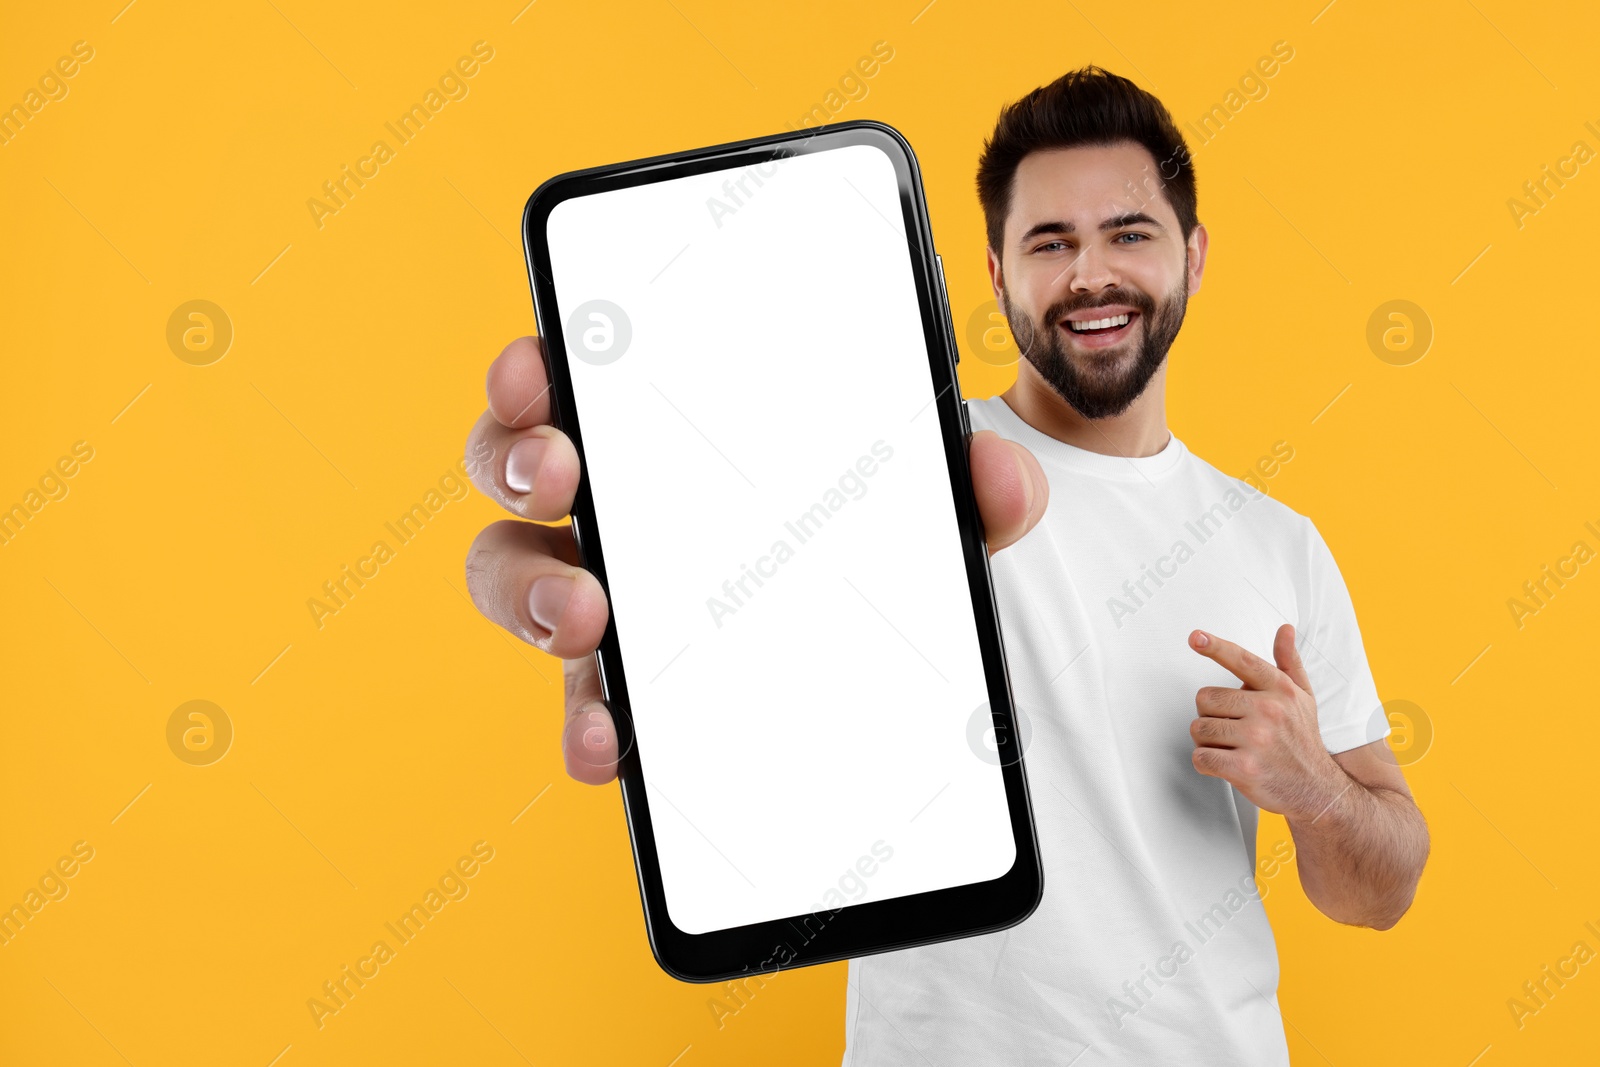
xmin=1115 ymin=232 xmax=1149 ymax=244
xmin=1035 ymin=240 xmax=1069 ymax=253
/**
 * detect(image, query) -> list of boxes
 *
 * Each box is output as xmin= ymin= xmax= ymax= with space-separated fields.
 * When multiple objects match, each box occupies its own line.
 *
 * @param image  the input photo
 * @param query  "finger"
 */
xmin=464 ymin=520 xmax=608 ymax=657
xmin=1191 ymin=745 xmax=1240 ymax=780
xmin=1189 ymin=714 xmax=1242 ymax=748
xmin=487 ymin=336 xmax=554 ymax=429
xmin=1189 ymin=630 xmax=1285 ymax=692
xmin=1273 ymin=623 xmax=1315 ymax=695
xmin=970 ymin=431 xmax=1049 ymax=554
xmin=562 ymin=657 xmax=619 ymax=785
xmin=1195 ymin=685 xmax=1259 ymax=719
xmin=465 ymin=409 xmax=583 ymax=521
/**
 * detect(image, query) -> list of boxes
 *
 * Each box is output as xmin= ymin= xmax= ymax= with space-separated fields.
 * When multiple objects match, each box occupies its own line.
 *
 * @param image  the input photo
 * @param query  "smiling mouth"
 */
xmin=1060 ymin=311 xmax=1138 ymax=346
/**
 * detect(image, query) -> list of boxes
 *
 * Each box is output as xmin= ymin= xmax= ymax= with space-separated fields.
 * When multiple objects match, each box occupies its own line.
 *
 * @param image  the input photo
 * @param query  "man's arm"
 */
xmin=1187 ymin=624 xmax=1430 ymax=930
xmin=1288 ymin=738 xmax=1429 ymax=929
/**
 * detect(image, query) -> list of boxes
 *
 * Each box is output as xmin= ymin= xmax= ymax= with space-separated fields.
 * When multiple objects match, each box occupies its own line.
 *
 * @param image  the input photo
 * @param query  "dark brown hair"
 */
xmin=976 ymin=66 xmax=1198 ymax=256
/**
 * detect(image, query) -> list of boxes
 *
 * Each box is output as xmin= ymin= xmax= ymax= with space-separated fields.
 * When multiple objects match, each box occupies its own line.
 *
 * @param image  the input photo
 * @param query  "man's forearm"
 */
xmin=1286 ymin=770 xmax=1429 ymax=930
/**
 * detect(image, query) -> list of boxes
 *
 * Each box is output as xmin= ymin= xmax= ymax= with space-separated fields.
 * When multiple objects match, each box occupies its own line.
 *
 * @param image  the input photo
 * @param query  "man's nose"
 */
xmin=1060 ymin=242 xmax=1118 ymax=293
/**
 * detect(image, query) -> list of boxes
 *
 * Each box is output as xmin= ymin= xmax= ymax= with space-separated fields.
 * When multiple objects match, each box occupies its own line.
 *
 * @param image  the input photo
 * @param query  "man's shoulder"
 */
xmin=1184 ymin=442 xmax=1313 ymax=542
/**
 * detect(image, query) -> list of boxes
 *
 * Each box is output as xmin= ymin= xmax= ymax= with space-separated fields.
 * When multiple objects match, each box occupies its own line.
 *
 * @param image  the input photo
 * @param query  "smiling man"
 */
xmin=836 ymin=67 xmax=1430 ymax=1065
xmin=461 ymin=65 xmax=1429 ymax=1067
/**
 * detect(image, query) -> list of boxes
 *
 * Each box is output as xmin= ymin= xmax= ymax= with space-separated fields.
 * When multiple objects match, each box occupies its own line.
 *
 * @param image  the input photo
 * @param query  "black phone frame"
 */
xmin=521 ymin=119 xmax=1042 ymax=983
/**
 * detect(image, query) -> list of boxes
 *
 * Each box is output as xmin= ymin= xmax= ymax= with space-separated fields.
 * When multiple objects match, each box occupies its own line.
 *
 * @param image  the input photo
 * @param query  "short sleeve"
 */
xmin=1296 ymin=517 xmax=1389 ymax=754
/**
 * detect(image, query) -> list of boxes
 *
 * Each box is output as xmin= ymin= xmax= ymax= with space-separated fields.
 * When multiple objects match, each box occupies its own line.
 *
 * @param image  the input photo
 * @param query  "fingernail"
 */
xmin=528 ymin=574 xmax=574 ymax=634
xmin=505 ymin=437 xmax=548 ymax=495
xmin=1193 ymin=631 xmax=1209 ymax=647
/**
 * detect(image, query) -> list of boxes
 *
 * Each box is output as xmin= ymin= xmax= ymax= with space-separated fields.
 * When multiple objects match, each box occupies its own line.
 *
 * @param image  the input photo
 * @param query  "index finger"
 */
xmin=1189 ymin=630 xmax=1284 ymax=691
xmin=487 ymin=336 xmax=553 ymax=429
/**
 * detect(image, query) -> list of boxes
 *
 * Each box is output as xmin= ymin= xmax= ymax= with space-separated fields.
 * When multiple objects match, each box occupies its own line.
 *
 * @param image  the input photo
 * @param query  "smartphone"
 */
xmin=521 ymin=120 xmax=1041 ymax=982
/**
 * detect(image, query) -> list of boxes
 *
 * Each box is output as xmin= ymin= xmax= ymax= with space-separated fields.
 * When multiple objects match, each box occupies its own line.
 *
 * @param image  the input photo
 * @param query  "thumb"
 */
xmin=1273 ymin=623 xmax=1314 ymax=695
xmin=969 ymin=431 xmax=1048 ymax=555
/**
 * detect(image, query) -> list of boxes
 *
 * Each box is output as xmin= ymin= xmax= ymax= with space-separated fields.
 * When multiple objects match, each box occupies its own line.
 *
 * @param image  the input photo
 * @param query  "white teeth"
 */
xmin=1068 ymin=313 xmax=1131 ymax=332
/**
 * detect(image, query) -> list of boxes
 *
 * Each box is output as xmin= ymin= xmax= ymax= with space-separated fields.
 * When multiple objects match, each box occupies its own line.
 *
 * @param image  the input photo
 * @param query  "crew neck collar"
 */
xmin=979 ymin=393 xmax=1188 ymax=483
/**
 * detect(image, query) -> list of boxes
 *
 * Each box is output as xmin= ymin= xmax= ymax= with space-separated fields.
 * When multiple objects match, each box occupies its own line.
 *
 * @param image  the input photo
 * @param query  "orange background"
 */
xmin=3 ymin=1 xmax=1597 ymax=1064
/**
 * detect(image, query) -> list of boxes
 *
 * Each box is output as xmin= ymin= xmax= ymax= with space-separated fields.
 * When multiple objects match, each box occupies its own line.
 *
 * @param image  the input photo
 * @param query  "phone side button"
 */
xmin=936 ymin=253 xmax=958 ymax=364
xmin=961 ymin=399 xmax=972 ymax=435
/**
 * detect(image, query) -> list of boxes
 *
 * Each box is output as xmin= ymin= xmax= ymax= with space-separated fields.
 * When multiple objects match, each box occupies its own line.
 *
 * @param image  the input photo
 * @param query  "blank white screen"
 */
xmin=546 ymin=142 xmax=1015 ymax=935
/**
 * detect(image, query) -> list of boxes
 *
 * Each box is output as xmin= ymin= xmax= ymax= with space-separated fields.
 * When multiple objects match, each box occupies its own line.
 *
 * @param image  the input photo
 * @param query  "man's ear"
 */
xmin=1185 ymin=223 xmax=1209 ymax=297
xmin=986 ymin=245 xmax=1004 ymax=302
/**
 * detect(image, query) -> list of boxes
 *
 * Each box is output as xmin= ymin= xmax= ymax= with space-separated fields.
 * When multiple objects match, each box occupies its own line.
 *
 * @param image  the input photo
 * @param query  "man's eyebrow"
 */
xmin=1017 ymin=212 xmax=1167 ymax=246
xmin=1018 ymin=220 xmax=1074 ymax=244
xmin=1101 ymin=211 xmax=1165 ymax=232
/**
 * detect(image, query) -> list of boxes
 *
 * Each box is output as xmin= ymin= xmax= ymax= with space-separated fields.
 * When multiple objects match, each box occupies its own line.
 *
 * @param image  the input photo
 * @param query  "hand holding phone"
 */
xmin=461 ymin=334 xmax=1049 ymax=784
xmin=468 ymin=121 xmax=1052 ymax=980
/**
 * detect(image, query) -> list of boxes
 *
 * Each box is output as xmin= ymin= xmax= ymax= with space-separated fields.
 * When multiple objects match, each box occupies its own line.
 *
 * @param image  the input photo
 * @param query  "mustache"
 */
xmin=1008 ymin=286 xmax=1154 ymax=356
xmin=1042 ymin=287 xmax=1154 ymax=326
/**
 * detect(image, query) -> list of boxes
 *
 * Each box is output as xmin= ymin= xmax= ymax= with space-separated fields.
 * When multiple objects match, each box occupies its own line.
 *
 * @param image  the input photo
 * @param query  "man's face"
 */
xmin=989 ymin=142 xmax=1206 ymax=419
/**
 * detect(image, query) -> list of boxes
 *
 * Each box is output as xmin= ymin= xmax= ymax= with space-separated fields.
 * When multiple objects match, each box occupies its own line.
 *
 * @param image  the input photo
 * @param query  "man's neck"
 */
xmin=999 ymin=362 xmax=1172 ymax=459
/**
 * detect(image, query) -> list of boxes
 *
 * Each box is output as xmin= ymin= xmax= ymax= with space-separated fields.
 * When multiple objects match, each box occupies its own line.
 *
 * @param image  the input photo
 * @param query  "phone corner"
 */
xmin=648 ymin=946 xmax=712 ymax=985
xmin=641 ymin=909 xmax=722 ymax=984
xmin=985 ymin=872 xmax=1045 ymax=943
xmin=520 ymin=178 xmax=559 ymax=252
xmin=841 ymin=117 xmax=912 ymax=150
xmin=1015 ymin=863 xmax=1046 ymax=928
xmin=850 ymin=119 xmax=923 ymax=173
xmin=997 ymin=833 xmax=1046 ymax=934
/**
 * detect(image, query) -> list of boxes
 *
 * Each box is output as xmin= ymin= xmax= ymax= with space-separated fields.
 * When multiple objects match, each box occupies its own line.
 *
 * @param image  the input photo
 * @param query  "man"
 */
xmin=463 ymin=66 xmax=1428 ymax=1066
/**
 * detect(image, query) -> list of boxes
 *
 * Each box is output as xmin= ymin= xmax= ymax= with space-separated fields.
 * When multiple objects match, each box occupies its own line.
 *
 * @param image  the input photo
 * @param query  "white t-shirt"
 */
xmin=842 ymin=394 xmax=1389 ymax=1066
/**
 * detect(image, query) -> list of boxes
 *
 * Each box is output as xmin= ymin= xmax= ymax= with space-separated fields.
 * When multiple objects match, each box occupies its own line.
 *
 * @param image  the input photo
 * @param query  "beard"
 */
xmin=1001 ymin=268 xmax=1189 ymax=420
